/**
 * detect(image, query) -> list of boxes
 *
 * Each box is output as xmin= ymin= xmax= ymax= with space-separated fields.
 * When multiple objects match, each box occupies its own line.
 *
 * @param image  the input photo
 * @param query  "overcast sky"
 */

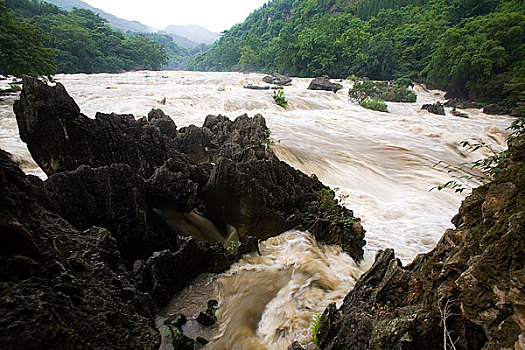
xmin=83 ymin=0 xmax=269 ymax=33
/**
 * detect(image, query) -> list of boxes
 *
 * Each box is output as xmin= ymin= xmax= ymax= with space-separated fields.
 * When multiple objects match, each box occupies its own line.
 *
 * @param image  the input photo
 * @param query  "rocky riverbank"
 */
xmin=317 ymin=136 xmax=525 ymax=349
xmin=1 ymin=76 xmax=365 ymax=349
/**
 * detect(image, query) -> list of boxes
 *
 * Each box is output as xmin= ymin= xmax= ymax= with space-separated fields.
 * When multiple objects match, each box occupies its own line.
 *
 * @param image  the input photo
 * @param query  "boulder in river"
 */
xmin=483 ymin=103 xmax=511 ymax=115
xmin=262 ymin=73 xmax=292 ymax=86
xmin=244 ymin=84 xmax=279 ymax=90
xmin=307 ymin=76 xmax=343 ymax=93
xmin=451 ymin=106 xmax=469 ymax=118
xmin=421 ymin=101 xmax=446 ymax=115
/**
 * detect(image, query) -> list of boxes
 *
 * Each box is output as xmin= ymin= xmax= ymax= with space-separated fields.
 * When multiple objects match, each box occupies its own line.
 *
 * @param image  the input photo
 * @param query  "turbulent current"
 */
xmin=0 ymin=71 xmax=514 ymax=349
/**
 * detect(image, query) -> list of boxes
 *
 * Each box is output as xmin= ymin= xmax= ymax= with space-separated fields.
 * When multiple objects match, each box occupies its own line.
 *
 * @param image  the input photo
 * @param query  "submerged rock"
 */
xmin=197 ymin=299 xmax=219 ymax=325
xmin=317 ymin=136 xmax=525 ymax=350
xmin=244 ymin=84 xmax=279 ymax=90
xmin=169 ymin=327 xmax=195 ymax=350
xmin=307 ymin=76 xmax=343 ymax=93
xmin=196 ymin=311 xmax=217 ymax=327
xmin=287 ymin=341 xmax=306 ymax=349
xmin=421 ymin=101 xmax=445 ymax=115
xmin=451 ymin=107 xmax=469 ymax=118
xmin=166 ymin=313 xmax=187 ymax=328
xmin=196 ymin=336 xmax=209 ymax=345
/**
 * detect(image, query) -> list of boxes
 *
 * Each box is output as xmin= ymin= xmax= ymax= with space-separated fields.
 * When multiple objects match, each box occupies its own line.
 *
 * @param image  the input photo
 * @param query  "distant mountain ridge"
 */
xmin=162 ymin=25 xmax=220 ymax=45
xmin=43 ymin=0 xmax=156 ymax=33
xmin=42 ymin=0 xmax=220 ymax=47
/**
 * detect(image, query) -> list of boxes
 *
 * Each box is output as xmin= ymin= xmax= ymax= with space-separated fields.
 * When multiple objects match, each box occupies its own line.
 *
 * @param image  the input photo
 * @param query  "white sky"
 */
xmin=83 ymin=0 xmax=270 ymax=33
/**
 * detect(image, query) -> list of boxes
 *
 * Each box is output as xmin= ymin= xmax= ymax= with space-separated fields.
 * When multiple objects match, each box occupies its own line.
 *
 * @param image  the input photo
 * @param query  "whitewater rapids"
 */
xmin=0 ymin=71 xmax=514 ymax=348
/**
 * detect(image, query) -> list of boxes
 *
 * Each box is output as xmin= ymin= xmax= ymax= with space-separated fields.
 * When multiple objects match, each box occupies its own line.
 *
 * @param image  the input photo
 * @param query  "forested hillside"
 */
xmin=1 ymin=0 xmax=170 ymax=75
xmin=190 ymin=0 xmax=524 ymax=111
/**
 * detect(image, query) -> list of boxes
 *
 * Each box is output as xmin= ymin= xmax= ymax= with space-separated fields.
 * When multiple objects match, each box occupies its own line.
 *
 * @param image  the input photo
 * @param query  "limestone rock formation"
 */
xmin=317 ymin=136 xmax=525 ymax=350
xmin=0 ymin=150 xmax=160 ymax=349
xmin=14 ymin=76 xmax=366 ymax=262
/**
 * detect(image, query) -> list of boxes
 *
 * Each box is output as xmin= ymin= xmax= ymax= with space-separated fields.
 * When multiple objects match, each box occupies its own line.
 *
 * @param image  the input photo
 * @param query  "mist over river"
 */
xmin=0 ymin=71 xmax=514 ymax=349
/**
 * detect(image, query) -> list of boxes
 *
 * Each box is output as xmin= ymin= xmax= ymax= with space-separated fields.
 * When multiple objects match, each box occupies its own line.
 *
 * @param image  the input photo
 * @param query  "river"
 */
xmin=0 ymin=71 xmax=514 ymax=349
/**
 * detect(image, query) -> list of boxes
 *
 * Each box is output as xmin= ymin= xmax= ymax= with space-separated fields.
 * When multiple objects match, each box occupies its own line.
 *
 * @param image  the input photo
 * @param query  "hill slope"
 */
xmin=189 ymin=0 xmax=524 ymax=112
xmin=162 ymin=24 xmax=220 ymax=45
xmin=44 ymin=0 xmax=220 ymax=47
xmin=5 ymin=0 xmax=168 ymax=74
xmin=43 ymin=0 xmax=155 ymax=32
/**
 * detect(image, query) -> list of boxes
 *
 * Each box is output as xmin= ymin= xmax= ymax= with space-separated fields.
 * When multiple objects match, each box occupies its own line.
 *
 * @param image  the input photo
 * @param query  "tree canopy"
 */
xmin=2 ymin=0 xmax=170 ymax=75
xmin=0 ymin=0 xmax=56 ymax=77
xmin=189 ymin=0 xmax=525 ymax=111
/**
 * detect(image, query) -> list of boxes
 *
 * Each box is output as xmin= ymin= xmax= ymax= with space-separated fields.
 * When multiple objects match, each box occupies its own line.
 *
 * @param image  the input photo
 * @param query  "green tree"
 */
xmin=423 ymin=10 xmax=525 ymax=102
xmin=51 ymin=23 xmax=100 ymax=73
xmin=0 ymin=0 xmax=56 ymax=76
xmin=4 ymin=0 xmax=170 ymax=74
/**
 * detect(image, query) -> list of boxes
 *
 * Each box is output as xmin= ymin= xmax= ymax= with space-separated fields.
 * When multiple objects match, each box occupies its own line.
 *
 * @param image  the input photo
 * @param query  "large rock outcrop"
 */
xmin=14 ymin=76 xmax=366 ymax=262
xmin=0 ymin=144 xmax=261 ymax=348
xmin=0 ymin=149 xmax=160 ymax=350
xmin=317 ymin=136 xmax=525 ymax=350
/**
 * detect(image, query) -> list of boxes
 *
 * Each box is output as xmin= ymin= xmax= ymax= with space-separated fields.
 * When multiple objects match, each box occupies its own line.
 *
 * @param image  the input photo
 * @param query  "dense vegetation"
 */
xmin=1 ymin=0 xmax=170 ymax=75
xmin=349 ymin=79 xmax=417 ymax=103
xmin=0 ymin=1 xmax=56 ymax=76
xmin=190 ymin=0 xmax=525 ymax=112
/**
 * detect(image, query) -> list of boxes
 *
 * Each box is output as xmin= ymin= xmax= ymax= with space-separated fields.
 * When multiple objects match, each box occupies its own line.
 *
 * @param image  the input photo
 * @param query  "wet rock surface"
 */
xmin=136 ymin=235 xmax=257 ymax=308
xmin=451 ymin=107 xmax=469 ymax=118
xmin=4 ymin=76 xmax=368 ymax=348
xmin=263 ymin=73 xmax=292 ymax=86
xmin=483 ymin=103 xmax=511 ymax=115
xmin=0 ymin=150 xmax=159 ymax=350
xmin=14 ymin=76 xmax=366 ymax=262
xmin=244 ymin=84 xmax=279 ymax=90
xmin=29 ymin=163 xmax=177 ymax=262
xmin=307 ymin=76 xmax=343 ymax=93
xmin=422 ymin=101 xmax=446 ymax=115
xmin=318 ymin=136 xmax=525 ymax=350
xmin=288 ymin=341 xmax=306 ymax=349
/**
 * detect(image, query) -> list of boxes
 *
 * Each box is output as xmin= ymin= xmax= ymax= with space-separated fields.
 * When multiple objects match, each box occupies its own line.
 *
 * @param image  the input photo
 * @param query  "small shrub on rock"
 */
xmin=273 ymin=88 xmax=288 ymax=108
xmin=349 ymin=81 xmax=379 ymax=102
xmin=381 ymin=85 xmax=417 ymax=102
xmin=349 ymin=80 xmax=416 ymax=103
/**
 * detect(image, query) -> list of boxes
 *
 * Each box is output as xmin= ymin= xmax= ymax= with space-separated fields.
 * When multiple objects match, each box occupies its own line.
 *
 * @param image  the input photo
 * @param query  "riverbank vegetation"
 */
xmin=1 ymin=0 xmax=170 ymax=75
xmin=189 ymin=0 xmax=525 ymax=114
